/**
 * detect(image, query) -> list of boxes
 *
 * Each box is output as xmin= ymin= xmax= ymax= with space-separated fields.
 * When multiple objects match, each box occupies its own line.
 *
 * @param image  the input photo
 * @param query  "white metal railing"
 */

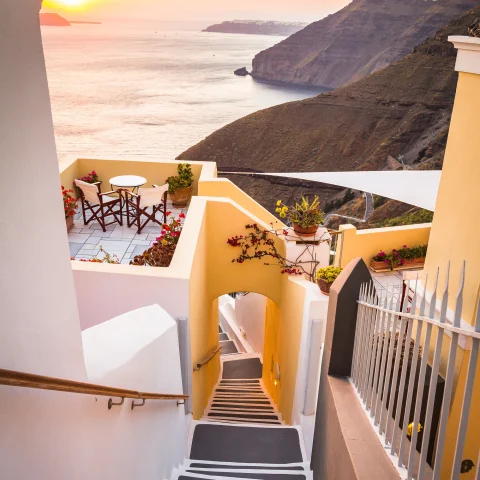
xmin=350 ymin=262 xmax=480 ymax=480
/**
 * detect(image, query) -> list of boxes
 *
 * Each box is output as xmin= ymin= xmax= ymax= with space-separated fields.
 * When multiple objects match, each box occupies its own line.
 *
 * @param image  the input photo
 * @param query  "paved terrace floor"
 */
xmin=68 ymin=202 xmax=187 ymax=264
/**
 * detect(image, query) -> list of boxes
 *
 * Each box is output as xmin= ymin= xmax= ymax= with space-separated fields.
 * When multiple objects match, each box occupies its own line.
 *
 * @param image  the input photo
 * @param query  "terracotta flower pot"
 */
xmin=370 ymin=260 xmax=387 ymax=270
xmin=317 ymin=278 xmax=331 ymax=296
xmin=414 ymin=257 xmax=426 ymax=264
xmin=65 ymin=215 xmax=74 ymax=231
xmin=170 ymin=185 xmax=193 ymax=207
xmin=292 ymin=223 xmax=319 ymax=237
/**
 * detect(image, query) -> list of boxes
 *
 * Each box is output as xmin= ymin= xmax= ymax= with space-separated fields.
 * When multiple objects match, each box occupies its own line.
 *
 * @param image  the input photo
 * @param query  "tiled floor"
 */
xmin=371 ymin=270 xmax=404 ymax=289
xmin=371 ymin=268 xmax=424 ymax=302
xmin=68 ymin=202 xmax=187 ymax=264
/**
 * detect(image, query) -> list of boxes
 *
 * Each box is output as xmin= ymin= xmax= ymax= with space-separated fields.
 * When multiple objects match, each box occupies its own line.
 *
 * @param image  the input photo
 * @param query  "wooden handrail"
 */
xmin=194 ymin=345 xmax=222 ymax=371
xmin=0 ymin=369 xmax=188 ymax=401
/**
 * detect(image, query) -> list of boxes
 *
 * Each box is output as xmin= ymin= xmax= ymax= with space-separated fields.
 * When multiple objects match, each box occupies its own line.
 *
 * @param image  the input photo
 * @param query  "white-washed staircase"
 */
xmin=168 ymin=325 xmax=312 ymax=480
xmin=218 ymin=325 xmax=242 ymax=357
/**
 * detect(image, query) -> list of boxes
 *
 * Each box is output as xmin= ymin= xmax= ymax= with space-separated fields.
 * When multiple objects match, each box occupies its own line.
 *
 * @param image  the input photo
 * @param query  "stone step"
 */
xmin=221 ymin=358 xmax=263 ymax=380
xmin=183 ymin=470 xmax=308 ymax=480
xmin=210 ymin=404 xmax=275 ymax=412
xmin=189 ymin=424 xmax=304 ymax=464
xmin=212 ymin=399 xmax=272 ymax=406
xmin=219 ymin=380 xmax=261 ymax=385
xmin=207 ymin=411 xmax=281 ymax=421
xmin=219 ymin=333 xmax=230 ymax=341
xmin=201 ymin=417 xmax=283 ymax=426
xmin=186 ymin=463 xmax=306 ymax=471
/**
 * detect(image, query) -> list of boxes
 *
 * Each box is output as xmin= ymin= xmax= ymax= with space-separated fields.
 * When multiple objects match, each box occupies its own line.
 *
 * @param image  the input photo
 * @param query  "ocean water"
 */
xmin=41 ymin=25 xmax=319 ymax=163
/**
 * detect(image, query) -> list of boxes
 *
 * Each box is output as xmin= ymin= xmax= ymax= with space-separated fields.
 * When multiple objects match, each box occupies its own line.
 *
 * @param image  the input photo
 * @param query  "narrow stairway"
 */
xmin=202 ymin=355 xmax=283 ymax=426
xmin=219 ymin=325 xmax=241 ymax=357
xmin=169 ymin=338 xmax=313 ymax=480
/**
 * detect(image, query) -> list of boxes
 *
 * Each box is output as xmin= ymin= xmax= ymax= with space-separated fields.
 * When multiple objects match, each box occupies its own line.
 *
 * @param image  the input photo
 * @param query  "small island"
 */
xmin=40 ymin=13 xmax=71 ymax=27
xmin=203 ymin=20 xmax=308 ymax=36
xmin=70 ymin=21 xmax=102 ymax=25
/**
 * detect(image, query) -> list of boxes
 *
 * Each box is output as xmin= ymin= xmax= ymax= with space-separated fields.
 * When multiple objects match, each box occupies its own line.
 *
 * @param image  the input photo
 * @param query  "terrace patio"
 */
xmin=68 ymin=201 xmax=188 ymax=264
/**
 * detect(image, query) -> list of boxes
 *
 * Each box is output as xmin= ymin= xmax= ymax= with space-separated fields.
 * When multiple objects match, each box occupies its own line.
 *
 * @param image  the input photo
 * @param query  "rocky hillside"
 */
xmin=203 ymin=20 xmax=308 ymax=36
xmin=178 ymin=6 xmax=479 ymax=216
xmin=251 ymin=0 xmax=477 ymax=89
xmin=40 ymin=13 xmax=71 ymax=27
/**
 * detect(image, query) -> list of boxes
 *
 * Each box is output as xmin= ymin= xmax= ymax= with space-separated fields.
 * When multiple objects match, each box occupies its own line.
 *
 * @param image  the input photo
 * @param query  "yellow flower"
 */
xmin=279 ymin=212 xmax=287 ymax=218
xmin=407 ymin=422 xmax=422 ymax=437
xmin=282 ymin=206 xmax=289 ymax=213
xmin=161 ymin=239 xmax=168 ymax=246
xmin=276 ymin=200 xmax=282 ymax=206
xmin=275 ymin=208 xmax=281 ymax=213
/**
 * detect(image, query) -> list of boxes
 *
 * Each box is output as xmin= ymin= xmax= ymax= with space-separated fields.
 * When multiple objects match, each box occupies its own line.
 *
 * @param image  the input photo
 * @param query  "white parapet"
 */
xmin=449 ymin=36 xmax=480 ymax=75
xmin=284 ymin=227 xmax=331 ymax=279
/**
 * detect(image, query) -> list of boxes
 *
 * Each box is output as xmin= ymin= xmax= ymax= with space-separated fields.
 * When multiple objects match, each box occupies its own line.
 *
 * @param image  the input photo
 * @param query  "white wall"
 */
xmin=0 ymin=306 xmax=188 ymax=480
xmin=0 ymin=0 xmax=86 ymax=380
xmin=0 ymin=6 xmax=188 ymax=477
xmin=73 ymin=267 xmax=190 ymax=330
xmin=82 ymin=305 xmax=187 ymax=479
xmin=290 ymin=282 xmax=329 ymax=459
xmin=235 ymin=293 xmax=268 ymax=357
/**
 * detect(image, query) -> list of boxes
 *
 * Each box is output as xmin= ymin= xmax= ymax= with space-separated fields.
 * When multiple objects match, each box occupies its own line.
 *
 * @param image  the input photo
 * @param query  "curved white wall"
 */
xmin=1 ymin=305 xmax=188 ymax=479
xmin=235 ymin=293 xmax=267 ymax=357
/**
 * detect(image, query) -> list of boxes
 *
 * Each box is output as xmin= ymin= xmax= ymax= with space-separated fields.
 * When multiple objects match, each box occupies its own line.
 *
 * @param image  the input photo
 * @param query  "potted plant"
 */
xmin=413 ymin=244 xmax=428 ymax=264
xmin=371 ymin=250 xmax=388 ymax=270
xmin=397 ymin=245 xmax=416 ymax=266
xmin=276 ymin=196 xmax=325 ymax=237
xmin=316 ymin=266 xmax=343 ymax=295
xmin=73 ymin=170 xmax=101 ymax=197
xmin=63 ymin=186 xmax=77 ymax=231
xmin=167 ymin=163 xmax=194 ymax=207
xmin=385 ymin=249 xmax=405 ymax=270
xmin=130 ymin=213 xmax=184 ymax=267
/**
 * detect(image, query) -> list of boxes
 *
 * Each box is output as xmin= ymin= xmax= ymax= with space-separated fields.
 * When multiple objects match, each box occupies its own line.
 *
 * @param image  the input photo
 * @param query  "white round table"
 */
xmin=109 ymin=175 xmax=147 ymax=191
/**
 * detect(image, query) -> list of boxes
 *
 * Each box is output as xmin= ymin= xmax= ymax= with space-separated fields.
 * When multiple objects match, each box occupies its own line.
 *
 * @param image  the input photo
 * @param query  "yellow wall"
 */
xmin=423 ymin=72 xmax=480 ymax=326
xmin=199 ymin=178 xmax=285 ymax=230
xmin=336 ymin=223 xmax=431 ymax=268
xmin=420 ymin=71 xmax=480 ymax=479
xmin=189 ymin=204 xmax=221 ymax=419
xmin=187 ymin=198 xmax=306 ymax=422
xmin=263 ymin=279 xmax=307 ymax=424
xmin=187 ymin=198 xmax=290 ymax=418
xmin=60 ymin=158 xmax=210 ymax=197
xmin=204 ymin=199 xmax=286 ymax=304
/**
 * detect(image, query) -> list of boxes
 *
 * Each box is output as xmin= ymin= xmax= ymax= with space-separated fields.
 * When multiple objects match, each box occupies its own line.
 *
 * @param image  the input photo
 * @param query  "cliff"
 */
xmin=203 ymin=20 xmax=308 ymax=37
xmin=251 ymin=0 xmax=477 ymax=89
xmin=178 ymin=6 xmax=479 ymax=215
xmin=40 ymin=13 xmax=71 ymax=27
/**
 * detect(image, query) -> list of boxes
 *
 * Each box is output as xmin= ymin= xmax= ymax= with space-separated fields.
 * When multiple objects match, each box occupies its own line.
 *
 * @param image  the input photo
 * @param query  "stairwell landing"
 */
xmin=169 ymin=326 xmax=312 ymax=480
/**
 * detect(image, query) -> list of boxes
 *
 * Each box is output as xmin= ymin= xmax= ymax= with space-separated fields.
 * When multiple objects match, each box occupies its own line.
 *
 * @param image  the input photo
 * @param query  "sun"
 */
xmin=43 ymin=0 xmax=90 ymax=9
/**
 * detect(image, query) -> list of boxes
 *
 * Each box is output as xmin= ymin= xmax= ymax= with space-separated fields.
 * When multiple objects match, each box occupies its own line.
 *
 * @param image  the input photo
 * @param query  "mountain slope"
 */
xmin=203 ymin=20 xmax=308 ymax=36
xmin=40 ymin=13 xmax=71 ymax=27
xmin=251 ymin=0 xmax=477 ymax=89
xmin=178 ymin=7 xmax=479 ymax=213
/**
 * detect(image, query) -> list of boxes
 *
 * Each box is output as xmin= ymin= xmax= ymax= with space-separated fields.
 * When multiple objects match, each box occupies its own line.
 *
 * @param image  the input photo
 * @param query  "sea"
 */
xmin=41 ymin=24 xmax=321 ymax=163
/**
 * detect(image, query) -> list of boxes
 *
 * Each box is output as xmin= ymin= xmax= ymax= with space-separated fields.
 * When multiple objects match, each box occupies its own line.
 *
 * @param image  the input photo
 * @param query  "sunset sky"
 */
xmin=42 ymin=0 xmax=351 ymax=23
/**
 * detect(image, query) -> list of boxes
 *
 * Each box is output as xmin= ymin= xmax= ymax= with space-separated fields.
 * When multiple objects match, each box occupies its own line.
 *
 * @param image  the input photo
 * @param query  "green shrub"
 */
xmin=316 ymin=266 xmax=343 ymax=284
xmin=373 ymin=209 xmax=433 ymax=228
xmin=373 ymin=195 xmax=387 ymax=209
xmin=167 ymin=163 xmax=194 ymax=194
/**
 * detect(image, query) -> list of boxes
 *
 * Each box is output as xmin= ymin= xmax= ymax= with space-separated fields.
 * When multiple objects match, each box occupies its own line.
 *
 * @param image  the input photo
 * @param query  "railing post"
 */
xmin=303 ymin=318 xmax=324 ymax=416
xmin=176 ymin=317 xmax=192 ymax=414
xmin=325 ymin=258 xmax=373 ymax=377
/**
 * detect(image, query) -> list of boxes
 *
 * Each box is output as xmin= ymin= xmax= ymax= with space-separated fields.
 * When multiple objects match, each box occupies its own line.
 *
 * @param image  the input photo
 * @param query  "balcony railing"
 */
xmin=350 ymin=262 xmax=479 ymax=480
